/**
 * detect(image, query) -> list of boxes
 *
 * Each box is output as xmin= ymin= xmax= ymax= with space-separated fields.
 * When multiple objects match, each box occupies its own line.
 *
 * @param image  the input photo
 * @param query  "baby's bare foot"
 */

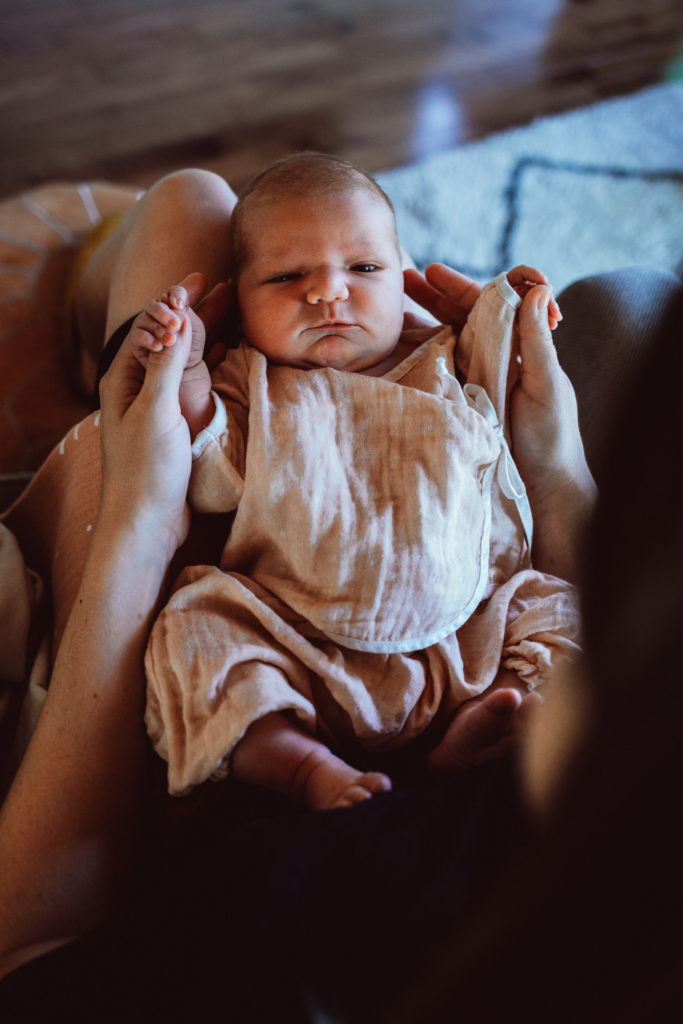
xmin=427 ymin=688 xmax=541 ymax=775
xmin=327 ymin=772 xmax=393 ymax=810
xmin=300 ymin=752 xmax=392 ymax=811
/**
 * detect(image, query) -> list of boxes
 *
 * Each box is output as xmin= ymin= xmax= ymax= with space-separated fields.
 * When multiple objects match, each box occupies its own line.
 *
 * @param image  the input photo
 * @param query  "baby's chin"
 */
xmin=246 ymin=325 xmax=403 ymax=374
xmin=305 ymin=335 xmax=402 ymax=374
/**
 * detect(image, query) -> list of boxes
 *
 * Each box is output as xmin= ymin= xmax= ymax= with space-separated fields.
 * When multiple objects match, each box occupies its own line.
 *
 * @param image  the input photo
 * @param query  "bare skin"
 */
xmin=427 ymin=670 xmax=543 ymax=775
xmin=231 ymin=712 xmax=392 ymax=810
xmin=74 ymin=169 xmax=238 ymax=393
xmin=0 ymin=321 xmax=197 ymax=980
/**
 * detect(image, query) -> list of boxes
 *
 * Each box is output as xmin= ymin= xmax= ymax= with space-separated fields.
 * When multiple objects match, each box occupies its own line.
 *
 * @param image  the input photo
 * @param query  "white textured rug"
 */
xmin=377 ymin=83 xmax=683 ymax=293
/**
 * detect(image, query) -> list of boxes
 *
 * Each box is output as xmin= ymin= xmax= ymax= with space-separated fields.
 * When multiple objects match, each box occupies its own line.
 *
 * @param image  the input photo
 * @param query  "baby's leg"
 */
xmin=427 ymin=669 xmax=540 ymax=774
xmin=75 ymin=169 xmax=237 ymax=381
xmin=231 ymin=712 xmax=392 ymax=811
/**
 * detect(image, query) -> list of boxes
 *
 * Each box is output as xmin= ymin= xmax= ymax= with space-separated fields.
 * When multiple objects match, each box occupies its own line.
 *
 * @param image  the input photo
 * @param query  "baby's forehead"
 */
xmin=242 ymin=185 xmax=397 ymax=253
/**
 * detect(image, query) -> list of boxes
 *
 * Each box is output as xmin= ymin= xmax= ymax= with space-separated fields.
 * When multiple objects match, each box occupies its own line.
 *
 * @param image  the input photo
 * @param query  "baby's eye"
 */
xmin=351 ymin=263 xmax=380 ymax=273
xmin=265 ymin=272 xmax=301 ymax=284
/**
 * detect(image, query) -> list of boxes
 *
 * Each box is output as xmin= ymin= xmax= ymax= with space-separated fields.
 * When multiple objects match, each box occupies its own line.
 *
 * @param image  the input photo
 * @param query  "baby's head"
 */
xmin=229 ymin=152 xmax=406 ymax=373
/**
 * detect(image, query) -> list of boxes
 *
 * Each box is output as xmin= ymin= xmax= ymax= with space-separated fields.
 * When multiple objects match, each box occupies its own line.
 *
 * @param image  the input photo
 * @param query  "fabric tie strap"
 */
xmin=463 ymin=382 xmax=534 ymax=548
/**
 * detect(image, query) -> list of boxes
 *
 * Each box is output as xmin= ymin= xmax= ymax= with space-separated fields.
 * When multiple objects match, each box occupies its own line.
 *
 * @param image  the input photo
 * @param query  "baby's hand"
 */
xmin=128 ymin=282 xmax=206 ymax=371
xmin=507 ymin=265 xmax=562 ymax=330
xmin=126 ymin=273 xmax=234 ymax=439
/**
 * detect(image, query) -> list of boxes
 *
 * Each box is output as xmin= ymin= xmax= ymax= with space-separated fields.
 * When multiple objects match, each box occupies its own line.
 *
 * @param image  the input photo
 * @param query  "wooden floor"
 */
xmin=1 ymin=0 xmax=682 ymax=199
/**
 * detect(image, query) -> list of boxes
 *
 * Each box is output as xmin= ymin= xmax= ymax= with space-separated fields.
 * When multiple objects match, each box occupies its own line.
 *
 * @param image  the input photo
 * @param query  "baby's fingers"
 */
xmin=508 ymin=264 xmax=550 ymax=288
xmin=134 ymin=308 xmax=184 ymax=354
xmin=160 ymin=284 xmax=189 ymax=313
xmin=146 ymin=297 xmax=184 ymax=334
xmin=548 ymin=295 xmax=562 ymax=328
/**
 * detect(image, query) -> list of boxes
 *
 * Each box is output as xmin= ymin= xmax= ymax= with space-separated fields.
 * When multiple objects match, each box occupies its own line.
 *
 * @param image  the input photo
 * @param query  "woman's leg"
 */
xmin=554 ymin=267 xmax=681 ymax=478
xmin=74 ymin=168 xmax=238 ymax=377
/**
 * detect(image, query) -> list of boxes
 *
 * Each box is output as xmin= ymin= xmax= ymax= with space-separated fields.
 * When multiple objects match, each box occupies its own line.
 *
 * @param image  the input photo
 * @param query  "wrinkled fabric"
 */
xmin=146 ymin=277 xmax=581 ymax=794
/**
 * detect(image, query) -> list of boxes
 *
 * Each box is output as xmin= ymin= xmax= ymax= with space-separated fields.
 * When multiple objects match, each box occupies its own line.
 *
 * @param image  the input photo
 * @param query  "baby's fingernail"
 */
xmin=167 ymin=316 xmax=178 ymax=329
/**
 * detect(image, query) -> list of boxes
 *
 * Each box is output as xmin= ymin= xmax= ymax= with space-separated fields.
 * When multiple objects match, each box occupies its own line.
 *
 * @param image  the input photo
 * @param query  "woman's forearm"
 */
xmin=0 ymin=511 xmax=172 ymax=978
xmin=527 ymin=464 xmax=598 ymax=583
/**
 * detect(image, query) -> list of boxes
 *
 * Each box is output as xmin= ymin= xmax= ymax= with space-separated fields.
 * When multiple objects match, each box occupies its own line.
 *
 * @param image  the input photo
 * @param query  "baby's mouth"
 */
xmin=309 ymin=321 xmax=357 ymax=330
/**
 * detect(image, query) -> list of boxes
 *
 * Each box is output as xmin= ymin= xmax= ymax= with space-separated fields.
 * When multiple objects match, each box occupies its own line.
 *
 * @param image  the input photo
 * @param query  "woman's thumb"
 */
xmin=141 ymin=317 xmax=190 ymax=400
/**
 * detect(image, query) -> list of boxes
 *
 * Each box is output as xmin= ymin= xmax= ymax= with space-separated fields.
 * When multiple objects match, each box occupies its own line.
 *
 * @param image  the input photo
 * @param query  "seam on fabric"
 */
xmin=493 ymin=271 xmax=521 ymax=310
xmin=191 ymin=391 xmax=226 ymax=459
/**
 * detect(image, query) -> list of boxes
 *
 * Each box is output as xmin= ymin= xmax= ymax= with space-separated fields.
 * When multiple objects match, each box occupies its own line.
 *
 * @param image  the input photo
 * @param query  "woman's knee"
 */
xmin=142 ymin=168 xmax=238 ymax=218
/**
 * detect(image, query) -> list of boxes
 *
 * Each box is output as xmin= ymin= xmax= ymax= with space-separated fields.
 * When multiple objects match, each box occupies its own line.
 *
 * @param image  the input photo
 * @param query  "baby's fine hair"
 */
xmin=228 ymin=151 xmax=398 ymax=278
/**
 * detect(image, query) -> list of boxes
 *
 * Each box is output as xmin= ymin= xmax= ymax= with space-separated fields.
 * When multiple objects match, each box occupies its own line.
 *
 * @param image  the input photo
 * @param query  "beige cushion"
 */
xmin=0 ymin=182 xmax=141 ymax=475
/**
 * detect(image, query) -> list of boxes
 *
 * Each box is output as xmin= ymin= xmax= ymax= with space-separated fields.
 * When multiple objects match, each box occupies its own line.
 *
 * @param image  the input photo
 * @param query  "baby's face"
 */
xmin=235 ymin=188 xmax=405 ymax=373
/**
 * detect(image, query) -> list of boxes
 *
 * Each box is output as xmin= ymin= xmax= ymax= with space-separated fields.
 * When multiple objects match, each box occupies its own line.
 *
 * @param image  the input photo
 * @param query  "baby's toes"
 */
xmin=331 ymin=772 xmax=392 ymax=809
xmin=359 ymin=771 xmax=392 ymax=796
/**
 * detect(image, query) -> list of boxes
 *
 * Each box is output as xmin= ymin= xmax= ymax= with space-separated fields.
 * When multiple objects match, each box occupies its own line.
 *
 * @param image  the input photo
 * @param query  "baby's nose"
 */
xmin=306 ymin=268 xmax=349 ymax=304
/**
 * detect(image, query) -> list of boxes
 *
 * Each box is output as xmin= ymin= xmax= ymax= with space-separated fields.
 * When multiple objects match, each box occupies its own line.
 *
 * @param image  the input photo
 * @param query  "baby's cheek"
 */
xmin=241 ymin=307 xmax=282 ymax=353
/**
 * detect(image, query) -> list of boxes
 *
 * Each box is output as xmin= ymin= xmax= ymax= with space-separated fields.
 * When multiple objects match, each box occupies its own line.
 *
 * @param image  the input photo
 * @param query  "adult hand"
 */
xmin=511 ymin=285 xmax=597 ymax=580
xmin=405 ymin=261 xmax=596 ymax=580
xmin=0 ymin=284 xmax=200 ymax=982
xmin=510 ymin=285 xmax=587 ymax=502
xmin=98 ymin=306 xmax=194 ymax=560
xmin=403 ymin=264 xmax=482 ymax=330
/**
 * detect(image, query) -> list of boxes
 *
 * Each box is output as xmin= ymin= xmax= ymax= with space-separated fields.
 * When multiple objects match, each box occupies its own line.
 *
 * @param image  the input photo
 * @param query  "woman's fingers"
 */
xmin=425 ymin=264 xmax=481 ymax=317
xmin=404 ymin=265 xmax=481 ymax=327
xmin=517 ymin=286 xmax=559 ymax=390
